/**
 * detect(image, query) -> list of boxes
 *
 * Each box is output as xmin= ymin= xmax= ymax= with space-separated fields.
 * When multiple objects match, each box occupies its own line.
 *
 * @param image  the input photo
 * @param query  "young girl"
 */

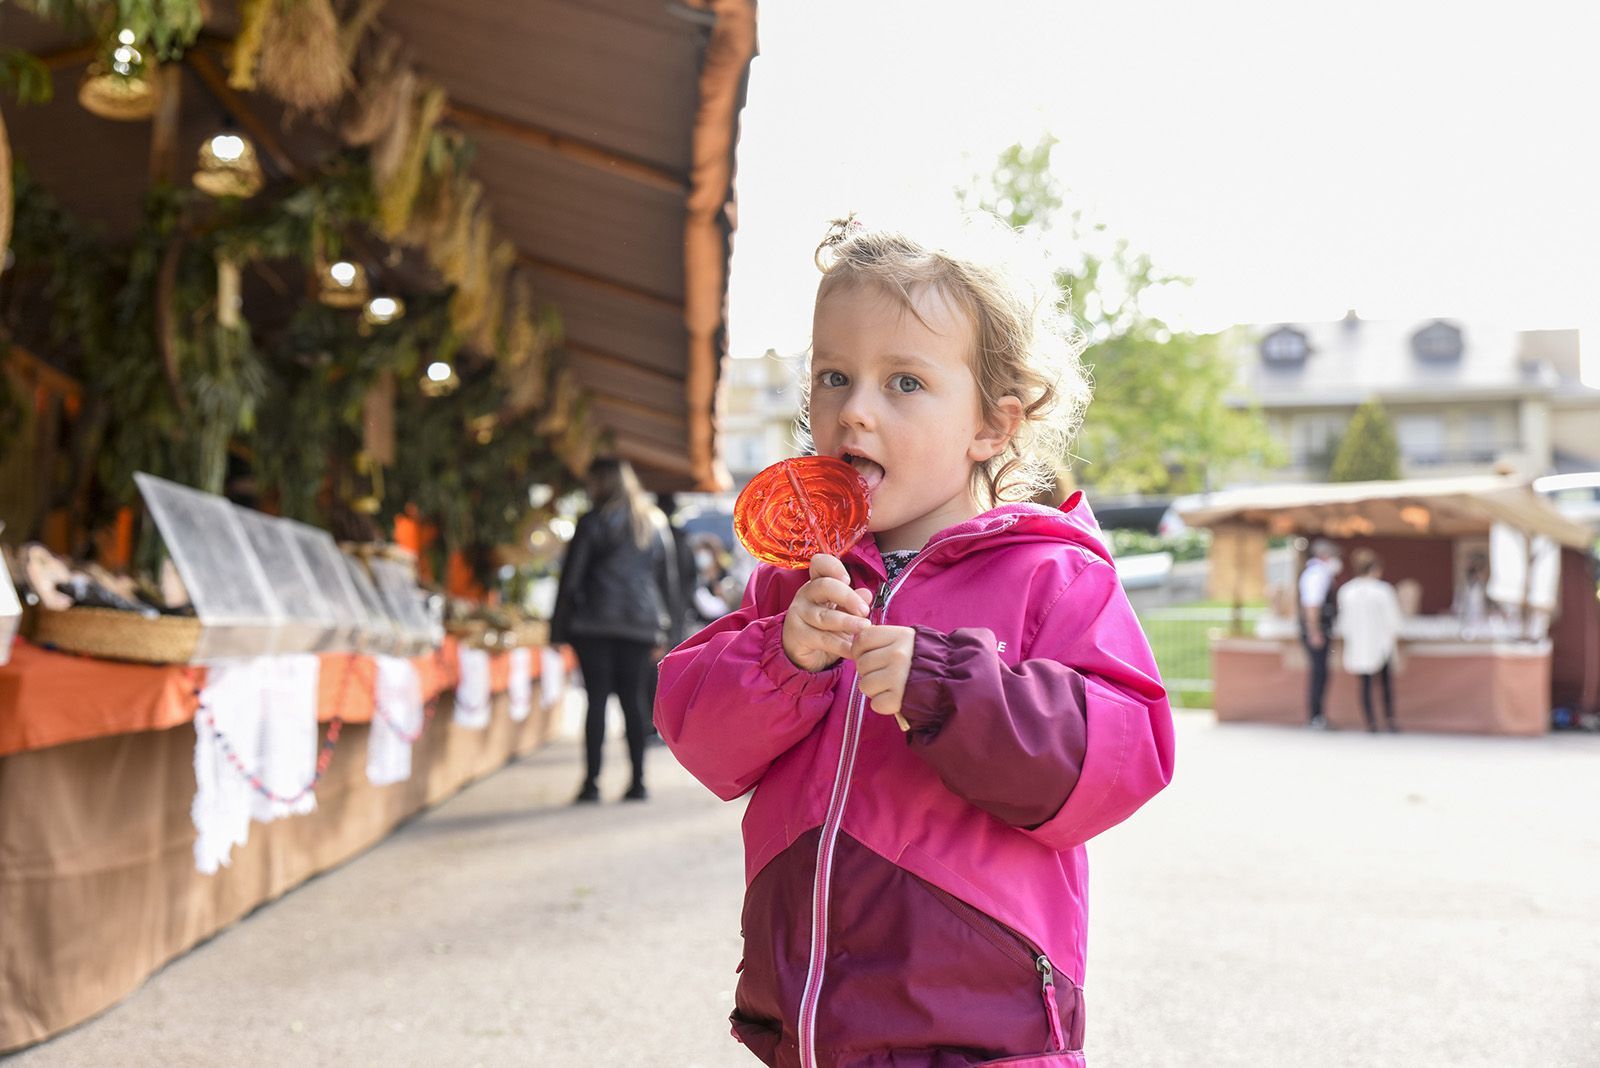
xmin=656 ymin=216 xmax=1175 ymax=1066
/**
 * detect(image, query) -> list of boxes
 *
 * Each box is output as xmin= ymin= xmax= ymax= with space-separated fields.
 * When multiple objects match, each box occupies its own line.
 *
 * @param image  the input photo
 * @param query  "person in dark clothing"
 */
xmin=1299 ymin=538 xmax=1343 ymax=729
xmin=551 ymin=458 xmax=679 ymax=802
xmin=642 ymin=492 xmax=700 ymax=744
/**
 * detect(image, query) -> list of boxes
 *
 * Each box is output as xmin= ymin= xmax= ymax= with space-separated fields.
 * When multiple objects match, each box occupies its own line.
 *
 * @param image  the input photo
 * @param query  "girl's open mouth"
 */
xmin=840 ymin=451 xmax=886 ymax=495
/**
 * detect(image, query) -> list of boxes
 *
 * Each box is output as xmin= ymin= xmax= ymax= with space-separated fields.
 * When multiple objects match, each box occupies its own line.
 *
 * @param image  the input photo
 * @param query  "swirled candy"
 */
xmin=734 ymin=456 xmax=871 ymax=569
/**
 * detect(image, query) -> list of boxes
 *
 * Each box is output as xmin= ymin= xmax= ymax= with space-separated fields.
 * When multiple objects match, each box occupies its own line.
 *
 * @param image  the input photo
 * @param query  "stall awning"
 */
xmin=1177 ymin=475 xmax=1596 ymax=551
xmin=0 ymin=0 xmax=756 ymax=492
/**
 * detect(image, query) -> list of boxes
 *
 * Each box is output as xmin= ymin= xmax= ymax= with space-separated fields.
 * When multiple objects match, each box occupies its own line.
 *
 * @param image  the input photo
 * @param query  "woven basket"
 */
xmin=512 ymin=620 xmax=549 ymax=648
xmin=77 ymin=64 xmax=158 ymax=121
xmin=30 ymin=606 xmax=201 ymax=664
xmin=445 ymin=619 xmax=489 ymax=646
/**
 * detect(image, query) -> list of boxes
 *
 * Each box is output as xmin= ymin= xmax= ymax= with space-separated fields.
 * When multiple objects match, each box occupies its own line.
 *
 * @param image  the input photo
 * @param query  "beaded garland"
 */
xmin=196 ymin=647 xmax=511 ymax=802
xmin=196 ymin=654 xmax=363 ymax=806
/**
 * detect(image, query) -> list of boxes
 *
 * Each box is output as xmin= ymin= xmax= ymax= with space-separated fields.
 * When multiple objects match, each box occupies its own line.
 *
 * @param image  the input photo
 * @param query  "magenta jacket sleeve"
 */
xmin=654 ymin=567 xmax=843 ymax=801
xmin=899 ymin=557 xmax=1174 ymax=846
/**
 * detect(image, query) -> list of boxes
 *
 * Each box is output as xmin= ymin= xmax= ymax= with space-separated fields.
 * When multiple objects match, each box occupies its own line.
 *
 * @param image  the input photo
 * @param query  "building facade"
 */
xmin=1224 ymin=315 xmax=1600 ymax=482
xmin=717 ymin=351 xmax=805 ymax=486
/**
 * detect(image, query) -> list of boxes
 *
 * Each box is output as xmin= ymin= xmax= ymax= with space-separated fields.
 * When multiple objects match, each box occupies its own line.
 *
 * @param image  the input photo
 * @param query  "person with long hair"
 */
xmin=551 ymin=458 xmax=679 ymax=802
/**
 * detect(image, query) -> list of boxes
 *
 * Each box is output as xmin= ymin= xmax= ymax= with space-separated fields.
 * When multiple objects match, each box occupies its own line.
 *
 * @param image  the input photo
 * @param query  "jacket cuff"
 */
xmin=758 ymin=615 xmax=843 ymax=695
xmin=900 ymin=625 xmax=959 ymax=737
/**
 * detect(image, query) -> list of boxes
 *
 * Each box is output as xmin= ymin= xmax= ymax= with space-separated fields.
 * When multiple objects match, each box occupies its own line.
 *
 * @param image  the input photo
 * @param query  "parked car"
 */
xmin=1092 ymin=497 xmax=1173 ymax=534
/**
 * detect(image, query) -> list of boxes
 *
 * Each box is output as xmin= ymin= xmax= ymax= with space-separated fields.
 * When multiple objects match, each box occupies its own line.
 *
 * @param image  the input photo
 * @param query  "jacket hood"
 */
xmin=844 ymin=491 xmax=1112 ymax=577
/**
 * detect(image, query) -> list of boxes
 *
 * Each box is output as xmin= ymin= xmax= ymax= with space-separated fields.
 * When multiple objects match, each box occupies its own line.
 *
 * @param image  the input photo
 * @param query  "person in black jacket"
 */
xmin=551 ymin=458 xmax=679 ymax=802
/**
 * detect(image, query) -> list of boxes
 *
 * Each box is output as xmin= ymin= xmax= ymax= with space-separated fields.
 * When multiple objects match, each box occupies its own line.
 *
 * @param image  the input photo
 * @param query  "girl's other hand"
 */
xmin=782 ymin=554 xmax=873 ymax=672
xmin=849 ymin=625 xmax=914 ymax=728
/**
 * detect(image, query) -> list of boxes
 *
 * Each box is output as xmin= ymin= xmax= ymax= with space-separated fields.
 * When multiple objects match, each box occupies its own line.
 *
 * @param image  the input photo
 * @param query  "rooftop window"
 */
xmin=1412 ymin=320 xmax=1464 ymax=363
xmin=1261 ymin=326 xmax=1310 ymax=366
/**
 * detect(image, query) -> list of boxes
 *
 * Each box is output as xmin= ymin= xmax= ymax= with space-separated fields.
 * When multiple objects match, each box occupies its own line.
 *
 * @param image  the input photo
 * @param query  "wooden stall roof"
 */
xmin=0 ymin=0 xmax=756 ymax=491
xmin=1177 ymin=475 xmax=1596 ymax=551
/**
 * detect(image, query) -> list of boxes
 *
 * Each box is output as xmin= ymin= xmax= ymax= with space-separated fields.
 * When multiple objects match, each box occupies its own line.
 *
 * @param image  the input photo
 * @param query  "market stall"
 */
xmin=0 ymin=472 xmax=576 ymax=1052
xmin=0 ymin=633 xmax=573 ymax=1052
xmin=1179 ymin=476 xmax=1600 ymax=734
xmin=0 ymin=0 xmax=756 ymax=1052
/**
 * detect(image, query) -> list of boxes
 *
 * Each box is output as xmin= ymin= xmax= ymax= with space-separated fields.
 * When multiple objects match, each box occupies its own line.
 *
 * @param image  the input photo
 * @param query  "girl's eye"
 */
xmin=890 ymin=374 xmax=923 ymax=394
xmin=817 ymin=370 xmax=848 ymax=388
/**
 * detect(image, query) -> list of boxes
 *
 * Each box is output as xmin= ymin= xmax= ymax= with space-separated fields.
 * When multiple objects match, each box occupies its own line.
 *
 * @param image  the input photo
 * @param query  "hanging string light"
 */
xmin=361 ymin=294 xmax=406 ymax=326
xmin=194 ymin=126 xmax=264 ymax=198
xmin=79 ymin=29 xmax=157 ymax=121
xmin=420 ymin=357 xmax=459 ymax=397
xmin=317 ymin=258 xmax=369 ymax=308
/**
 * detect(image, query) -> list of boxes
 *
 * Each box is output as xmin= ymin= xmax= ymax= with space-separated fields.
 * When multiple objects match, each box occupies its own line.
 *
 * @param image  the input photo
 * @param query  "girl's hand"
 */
xmin=782 ymin=554 xmax=874 ymax=672
xmin=849 ymin=625 xmax=914 ymax=729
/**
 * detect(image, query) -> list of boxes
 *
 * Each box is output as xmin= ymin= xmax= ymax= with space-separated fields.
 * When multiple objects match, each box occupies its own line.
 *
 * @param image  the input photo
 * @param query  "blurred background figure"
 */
xmin=1454 ymin=553 xmax=1492 ymax=632
xmin=643 ymin=493 xmax=699 ymax=746
xmin=551 ymin=458 xmax=679 ymax=803
xmin=1298 ymin=539 xmax=1344 ymax=730
xmin=655 ymin=494 xmax=700 ymax=648
xmin=686 ymin=533 xmax=738 ymax=626
xmin=1338 ymin=548 xmax=1404 ymax=732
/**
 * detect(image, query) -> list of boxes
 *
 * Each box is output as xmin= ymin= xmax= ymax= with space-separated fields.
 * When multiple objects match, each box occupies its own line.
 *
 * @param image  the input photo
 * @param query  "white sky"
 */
xmin=726 ymin=1 xmax=1600 ymax=384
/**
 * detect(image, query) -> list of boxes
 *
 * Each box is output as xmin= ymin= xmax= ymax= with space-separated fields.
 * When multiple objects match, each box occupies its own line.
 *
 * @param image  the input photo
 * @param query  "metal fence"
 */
xmin=1135 ymin=606 xmax=1266 ymax=705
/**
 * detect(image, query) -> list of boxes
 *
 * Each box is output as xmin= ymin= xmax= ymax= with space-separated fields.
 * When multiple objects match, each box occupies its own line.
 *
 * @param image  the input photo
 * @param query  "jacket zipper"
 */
xmin=923 ymin=882 xmax=1067 ymax=1052
xmin=797 ymin=521 xmax=1017 ymax=1068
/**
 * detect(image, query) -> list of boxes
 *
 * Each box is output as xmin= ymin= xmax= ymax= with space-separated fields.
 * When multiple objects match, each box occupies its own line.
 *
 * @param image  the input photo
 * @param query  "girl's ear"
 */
xmin=969 ymin=396 xmax=1024 ymax=462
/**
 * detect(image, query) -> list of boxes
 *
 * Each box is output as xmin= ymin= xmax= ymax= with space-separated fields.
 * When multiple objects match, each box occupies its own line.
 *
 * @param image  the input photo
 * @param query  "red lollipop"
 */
xmin=734 ymin=456 xmax=871 ymax=569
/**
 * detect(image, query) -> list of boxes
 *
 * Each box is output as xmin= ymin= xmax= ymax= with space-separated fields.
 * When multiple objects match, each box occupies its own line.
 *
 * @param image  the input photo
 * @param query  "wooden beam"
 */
xmin=184 ymin=48 xmax=301 ymax=179
xmin=612 ymin=436 xmax=696 ymax=477
xmin=589 ymin=393 xmax=687 ymax=427
xmin=34 ymin=43 xmax=98 ymax=71
xmin=4 ymin=342 xmax=82 ymax=400
xmin=594 ymin=409 xmax=686 ymax=449
xmin=563 ymin=343 xmax=685 ymax=387
xmin=445 ymin=100 xmax=688 ymax=195
xmin=519 ymin=253 xmax=683 ymax=313
xmin=148 ymin=64 xmax=183 ymax=184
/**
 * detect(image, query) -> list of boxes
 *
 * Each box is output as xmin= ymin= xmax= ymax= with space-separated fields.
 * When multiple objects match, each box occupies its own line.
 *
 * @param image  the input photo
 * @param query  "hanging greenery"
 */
xmin=1 ymin=0 xmax=597 ymax=575
xmin=384 ymin=358 xmax=574 ymax=583
xmin=0 ymin=50 xmax=52 ymax=104
xmin=227 ymin=0 xmax=271 ymax=90
xmin=250 ymin=292 xmax=448 ymax=522
xmin=10 ymin=1 xmax=204 ymax=59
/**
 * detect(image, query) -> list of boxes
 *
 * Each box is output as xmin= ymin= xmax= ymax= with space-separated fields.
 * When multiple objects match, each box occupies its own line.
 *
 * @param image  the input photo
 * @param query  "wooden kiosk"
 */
xmin=1179 ymin=476 xmax=1600 ymax=734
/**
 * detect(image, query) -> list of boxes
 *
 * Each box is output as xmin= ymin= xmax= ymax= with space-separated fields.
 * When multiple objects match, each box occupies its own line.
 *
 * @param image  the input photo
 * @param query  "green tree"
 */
xmin=1328 ymin=399 xmax=1401 ymax=482
xmin=958 ymin=139 xmax=1281 ymax=495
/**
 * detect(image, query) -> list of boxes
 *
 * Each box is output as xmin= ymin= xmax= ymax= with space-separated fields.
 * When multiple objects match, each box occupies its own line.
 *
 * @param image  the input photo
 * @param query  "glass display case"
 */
xmin=0 ymin=544 xmax=20 ymax=666
xmin=279 ymin=519 xmax=373 ymax=653
xmin=134 ymin=473 xmax=287 ymax=660
xmin=339 ymin=552 xmax=403 ymax=656
xmin=231 ymin=507 xmax=339 ymax=653
xmin=366 ymin=556 xmax=436 ymax=657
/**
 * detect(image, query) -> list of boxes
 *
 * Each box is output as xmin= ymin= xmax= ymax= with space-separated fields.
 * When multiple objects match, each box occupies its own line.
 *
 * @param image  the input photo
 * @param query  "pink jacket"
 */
xmin=656 ymin=497 xmax=1175 ymax=1067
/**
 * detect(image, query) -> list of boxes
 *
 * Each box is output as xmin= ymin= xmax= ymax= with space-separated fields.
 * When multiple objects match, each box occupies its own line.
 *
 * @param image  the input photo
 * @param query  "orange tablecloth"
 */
xmin=0 ymin=638 xmax=575 ymax=757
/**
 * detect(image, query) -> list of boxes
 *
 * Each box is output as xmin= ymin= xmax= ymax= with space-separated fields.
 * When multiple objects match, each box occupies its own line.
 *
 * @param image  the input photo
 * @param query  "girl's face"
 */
xmin=809 ymin=282 xmax=1018 ymax=554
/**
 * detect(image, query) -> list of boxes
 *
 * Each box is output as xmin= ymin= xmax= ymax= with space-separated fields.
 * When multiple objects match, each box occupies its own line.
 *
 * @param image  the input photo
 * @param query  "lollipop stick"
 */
xmin=784 ymin=463 xmax=832 ymax=556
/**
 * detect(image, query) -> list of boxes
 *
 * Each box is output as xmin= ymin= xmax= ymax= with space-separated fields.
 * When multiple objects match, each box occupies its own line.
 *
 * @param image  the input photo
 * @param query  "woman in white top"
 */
xmin=1337 ymin=549 xmax=1404 ymax=732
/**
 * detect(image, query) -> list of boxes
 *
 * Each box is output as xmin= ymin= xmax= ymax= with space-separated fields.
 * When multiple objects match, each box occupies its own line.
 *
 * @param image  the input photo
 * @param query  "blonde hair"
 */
xmin=802 ymin=212 xmax=1091 ymax=506
xmin=587 ymin=457 xmax=660 ymax=549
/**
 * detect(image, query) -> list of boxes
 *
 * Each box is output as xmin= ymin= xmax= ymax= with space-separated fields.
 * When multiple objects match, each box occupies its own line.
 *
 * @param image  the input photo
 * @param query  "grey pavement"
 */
xmin=11 ymin=710 xmax=1600 ymax=1067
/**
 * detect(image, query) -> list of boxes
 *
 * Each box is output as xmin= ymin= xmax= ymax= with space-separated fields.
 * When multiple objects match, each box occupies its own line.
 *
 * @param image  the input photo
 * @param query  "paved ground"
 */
xmin=12 ymin=710 xmax=1600 ymax=1067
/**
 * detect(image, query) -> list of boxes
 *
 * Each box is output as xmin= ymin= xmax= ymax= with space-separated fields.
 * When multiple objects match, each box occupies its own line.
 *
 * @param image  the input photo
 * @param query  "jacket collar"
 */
xmin=842 ymin=491 xmax=1109 ymax=579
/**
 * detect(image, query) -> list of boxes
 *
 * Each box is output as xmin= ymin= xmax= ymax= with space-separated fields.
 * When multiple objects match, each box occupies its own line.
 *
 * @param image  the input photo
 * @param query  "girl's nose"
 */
xmin=838 ymin=386 xmax=874 ymax=430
